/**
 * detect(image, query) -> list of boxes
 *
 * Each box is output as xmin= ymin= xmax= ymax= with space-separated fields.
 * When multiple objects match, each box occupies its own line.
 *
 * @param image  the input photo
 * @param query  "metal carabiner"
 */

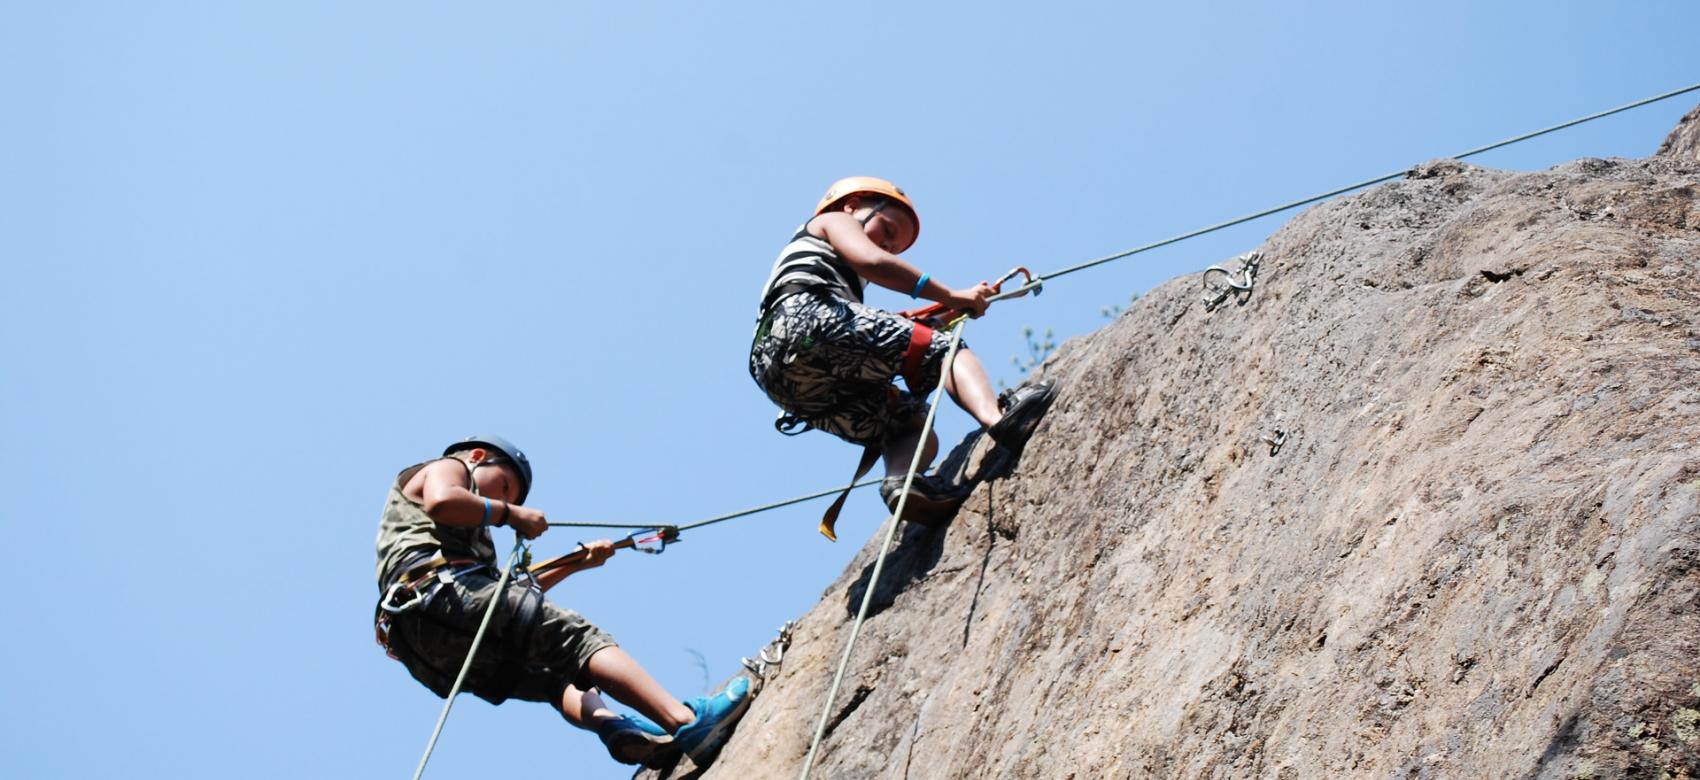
xmin=991 ymin=266 xmax=1043 ymax=299
xmin=629 ymin=526 xmax=680 ymax=554
xmin=740 ymin=621 xmax=797 ymax=680
xmin=1202 ymin=251 xmax=1262 ymax=311
xmin=380 ymin=581 xmax=428 ymax=615
xmin=775 ymin=412 xmax=812 ymax=436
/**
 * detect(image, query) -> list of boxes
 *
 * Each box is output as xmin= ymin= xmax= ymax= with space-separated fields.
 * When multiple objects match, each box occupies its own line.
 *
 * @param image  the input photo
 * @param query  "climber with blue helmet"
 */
xmin=372 ymin=435 xmax=750 ymax=768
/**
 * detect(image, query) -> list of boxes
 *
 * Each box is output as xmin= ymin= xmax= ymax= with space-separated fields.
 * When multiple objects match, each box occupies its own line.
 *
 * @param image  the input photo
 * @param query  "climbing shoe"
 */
xmin=879 ymin=473 xmax=970 ymax=525
xmin=596 ymin=714 xmax=678 ymax=768
xmin=987 ymin=379 xmax=1058 ymax=449
xmin=674 ymin=675 xmax=753 ymax=765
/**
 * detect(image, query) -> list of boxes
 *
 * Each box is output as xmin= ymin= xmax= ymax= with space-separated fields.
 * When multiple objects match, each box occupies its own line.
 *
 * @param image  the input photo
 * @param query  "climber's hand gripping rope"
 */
xmin=524 ymin=526 xmax=680 ymax=577
xmin=899 ymin=266 xmax=1041 ymax=327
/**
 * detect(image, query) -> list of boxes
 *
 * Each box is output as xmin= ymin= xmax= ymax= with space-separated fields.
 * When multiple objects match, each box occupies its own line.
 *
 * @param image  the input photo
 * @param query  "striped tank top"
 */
xmin=755 ymin=222 xmax=868 ymax=314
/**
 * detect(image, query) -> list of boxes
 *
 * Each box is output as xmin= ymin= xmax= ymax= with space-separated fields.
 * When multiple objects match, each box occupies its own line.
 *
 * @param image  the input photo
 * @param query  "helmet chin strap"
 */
xmin=465 ymin=457 xmax=508 ymax=498
xmin=467 ymin=462 xmax=486 ymax=497
xmin=855 ymin=197 xmax=889 ymax=226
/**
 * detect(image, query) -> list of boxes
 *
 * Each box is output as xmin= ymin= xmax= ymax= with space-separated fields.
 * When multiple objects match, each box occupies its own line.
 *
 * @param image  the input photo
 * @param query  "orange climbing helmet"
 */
xmin=814 ymin=176 xmax=919 ymax=240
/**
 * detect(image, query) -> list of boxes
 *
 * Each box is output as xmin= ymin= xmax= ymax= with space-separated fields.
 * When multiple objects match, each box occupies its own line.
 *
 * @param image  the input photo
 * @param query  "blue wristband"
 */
xmin=911 ymin=273 xmax=930 ymax=299
xmin=481 ymin=497 xmax=492 ymax=527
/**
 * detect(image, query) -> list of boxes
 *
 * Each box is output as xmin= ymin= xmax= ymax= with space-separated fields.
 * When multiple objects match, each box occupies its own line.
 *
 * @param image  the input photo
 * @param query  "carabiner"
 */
xmin=992 ymin=266 xmax=1042 ymax=298
xmin=380 ymin=581 xmax=428 ymax=615
xmin=629 ymin=525 xmax=680 ymax=554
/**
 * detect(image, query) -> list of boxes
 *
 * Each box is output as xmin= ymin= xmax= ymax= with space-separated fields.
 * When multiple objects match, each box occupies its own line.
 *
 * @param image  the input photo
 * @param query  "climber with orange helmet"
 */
xmin=750 ymin=178 xmax=1057 ymax=531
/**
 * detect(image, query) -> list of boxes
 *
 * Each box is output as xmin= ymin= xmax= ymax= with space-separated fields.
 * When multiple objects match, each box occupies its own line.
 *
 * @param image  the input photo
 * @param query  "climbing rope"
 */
xmin=546 ymin=477 xmax=882 ymax=532
xmin=986 ymin=80 xmax=1700 ymax=302
xmin=797 ymin=317 xmax=971 ymax=780
xmin=411 ymin=535 xmax=527 ymax=780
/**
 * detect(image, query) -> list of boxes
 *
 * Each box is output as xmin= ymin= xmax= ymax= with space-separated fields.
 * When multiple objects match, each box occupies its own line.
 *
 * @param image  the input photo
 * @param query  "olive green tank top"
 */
xmin=374 ymin=459 xmax=496 ymax=590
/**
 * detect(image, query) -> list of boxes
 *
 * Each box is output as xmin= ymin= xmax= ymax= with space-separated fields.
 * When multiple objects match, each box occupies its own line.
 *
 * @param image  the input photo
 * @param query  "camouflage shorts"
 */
xmin=384 ymin=567 xmax=616 ymax=706
xmin=749 ymin=289 xmax=960 ymax=447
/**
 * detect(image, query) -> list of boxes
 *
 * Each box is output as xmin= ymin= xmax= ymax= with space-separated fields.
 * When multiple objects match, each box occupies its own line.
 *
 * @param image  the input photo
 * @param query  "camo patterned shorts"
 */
xmin=749 ymin=289 xmax=960 ymax=447
xmin=385 ymin=568 xmax=616 ymax=706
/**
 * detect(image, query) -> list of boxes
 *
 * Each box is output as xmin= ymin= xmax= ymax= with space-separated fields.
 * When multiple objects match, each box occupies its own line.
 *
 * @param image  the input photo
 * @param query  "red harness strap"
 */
xmin=901 ymin=321 xmax=934 ymax=388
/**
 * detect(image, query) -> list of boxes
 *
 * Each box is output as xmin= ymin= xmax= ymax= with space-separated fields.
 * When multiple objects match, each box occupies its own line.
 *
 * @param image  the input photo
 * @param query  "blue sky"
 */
xmin=2 ymin=2 xmax=1695 ymax=777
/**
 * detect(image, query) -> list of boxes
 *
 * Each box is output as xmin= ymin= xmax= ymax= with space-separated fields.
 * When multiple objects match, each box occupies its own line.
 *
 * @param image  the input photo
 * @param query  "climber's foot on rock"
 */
xmin=988 ymin=379 xmax=1059 ymax=450
xmin=880 ymin=473 xmax=970 ymax=525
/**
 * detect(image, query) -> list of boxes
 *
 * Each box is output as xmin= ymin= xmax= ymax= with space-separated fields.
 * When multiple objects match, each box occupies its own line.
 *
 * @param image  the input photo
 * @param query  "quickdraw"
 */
xmin=1201 ymin=251 xmax=1262 ymax=311
xmin=740 ymin=620 xmax=796 ymax=687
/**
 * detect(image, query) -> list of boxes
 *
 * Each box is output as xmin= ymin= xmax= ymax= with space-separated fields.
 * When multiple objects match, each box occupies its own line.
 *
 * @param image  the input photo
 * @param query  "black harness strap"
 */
xmin=376 ymin=566 xmax=547 ymax=705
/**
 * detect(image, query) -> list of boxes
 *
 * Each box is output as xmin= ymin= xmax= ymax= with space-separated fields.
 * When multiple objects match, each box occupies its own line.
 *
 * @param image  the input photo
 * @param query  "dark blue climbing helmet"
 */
xmin=444 ymin=434 xmax=533 ymax=504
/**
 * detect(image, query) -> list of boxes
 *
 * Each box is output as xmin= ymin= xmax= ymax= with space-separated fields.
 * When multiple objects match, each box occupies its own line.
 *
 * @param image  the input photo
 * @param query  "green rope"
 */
xmin=544 ymin=478 xmax=882 ymax=532
xmin=412 ymin=535 xmax=526 ymax=780
xmin=678 ymin=478 xmax=881 ymax=532
xmin=797 ymin=319 xmax=969 ymax=779
xmin=991 ymin=80 xmax=1700 ymax=302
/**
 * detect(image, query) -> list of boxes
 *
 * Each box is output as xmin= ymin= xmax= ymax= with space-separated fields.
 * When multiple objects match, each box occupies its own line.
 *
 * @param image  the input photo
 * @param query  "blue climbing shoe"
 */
xmin=673 ymin=676 xmax=753 ymax=764
xmin=596 ymin=715 xmax=677 ymax=768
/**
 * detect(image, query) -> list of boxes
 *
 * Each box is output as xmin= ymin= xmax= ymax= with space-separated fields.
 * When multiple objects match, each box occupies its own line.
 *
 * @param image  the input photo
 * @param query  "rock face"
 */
xmin=1658 ymin=105 xmax=1700 ymax=161
xmin=672 ymin=108 xmax=1700 ymax=779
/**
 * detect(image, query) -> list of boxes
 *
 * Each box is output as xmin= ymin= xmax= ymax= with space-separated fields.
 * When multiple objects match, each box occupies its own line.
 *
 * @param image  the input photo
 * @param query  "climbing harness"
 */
xmin=1201 ymin=251 xmax=1262 ymax=311
xmin=374 ymin=553 xmax=488 ymax=657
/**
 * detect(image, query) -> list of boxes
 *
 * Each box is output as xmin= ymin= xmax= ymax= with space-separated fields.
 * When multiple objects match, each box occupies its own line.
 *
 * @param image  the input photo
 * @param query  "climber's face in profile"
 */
xmin=460 ymin=448 xmax=525 ymax=504
xmin=843 ymin=195 xmax=918 ymax=254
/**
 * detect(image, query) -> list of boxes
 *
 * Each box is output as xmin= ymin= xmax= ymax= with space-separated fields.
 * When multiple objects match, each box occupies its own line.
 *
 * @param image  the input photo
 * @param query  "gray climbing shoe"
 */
xmin=987 ymin=379 xmax=1058 ymax=449
xmin=879 ymin=473 xmax=970 ymax=525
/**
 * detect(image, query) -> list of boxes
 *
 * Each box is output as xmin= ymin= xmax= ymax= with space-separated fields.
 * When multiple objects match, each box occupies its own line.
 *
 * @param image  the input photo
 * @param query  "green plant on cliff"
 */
xmin=1000 ymin=326 xmax=1056 ymax=391
xmin=1002 ymin=293 xmax=1137 ymax=389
